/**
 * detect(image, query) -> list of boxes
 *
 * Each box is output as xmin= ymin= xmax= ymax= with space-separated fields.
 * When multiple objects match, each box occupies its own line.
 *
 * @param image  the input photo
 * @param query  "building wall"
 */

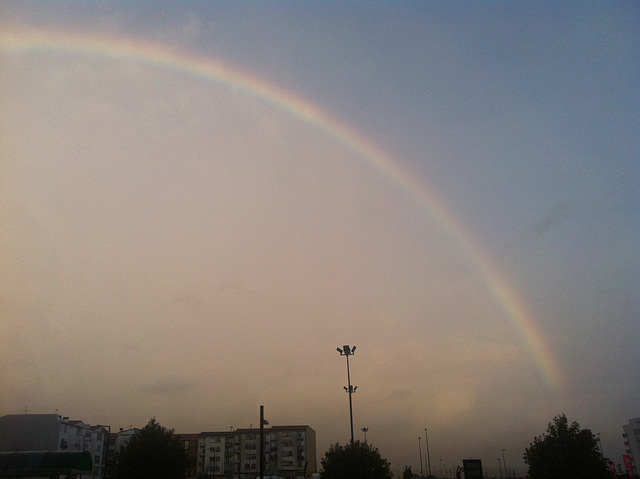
xmin=176 ymin=433 xmax=200 ymax=479
xmin=269 ymin=426 xmax=316 ymax=479
xmin=106 ymin=427 xmax=141 ymax=478
xmin=0 ymin=415 xmax=314 ymax=479
xmin=0 ymin=414 xmax=108 ymax=479
xmin=0 ymin=414 xmax=60 ymax=451
xmin=64 ymin=421 xmax=108 ymax=478
xmin=195 ymin=426 xmax=316 ymax=479
xmin=199 ymin=431 xmax=233 ymax=478
xmin=623 ymin=417 xmax=640 ymax=475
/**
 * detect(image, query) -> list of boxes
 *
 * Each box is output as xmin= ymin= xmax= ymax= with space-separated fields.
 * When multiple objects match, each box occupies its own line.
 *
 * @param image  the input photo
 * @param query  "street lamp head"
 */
xmin=338 ymin=345 xmax=356 ymax=355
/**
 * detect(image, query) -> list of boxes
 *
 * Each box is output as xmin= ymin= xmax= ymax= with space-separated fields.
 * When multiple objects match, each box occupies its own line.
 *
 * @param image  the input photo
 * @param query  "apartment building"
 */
xmin=0 ymin=413 xmax=109 ymax=479
xmin=176 ymin=433 xmax=201 ymax=479
xmin=196 ymin=425 xmax=316 ymax=479
xmin=0 ymin=414 xmax=315 ymax=479
xmin=106 ymin=427 xmax=141 ymax=478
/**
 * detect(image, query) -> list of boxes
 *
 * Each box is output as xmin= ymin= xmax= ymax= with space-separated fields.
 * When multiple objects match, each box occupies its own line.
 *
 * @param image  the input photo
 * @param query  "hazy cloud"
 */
xmin=147 ymin=377 xmax=199 ymax=396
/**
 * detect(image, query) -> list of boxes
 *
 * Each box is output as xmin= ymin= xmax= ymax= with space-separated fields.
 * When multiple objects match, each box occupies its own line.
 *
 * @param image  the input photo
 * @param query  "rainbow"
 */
xmin=0 ymin=28 xmax=562 ymax=390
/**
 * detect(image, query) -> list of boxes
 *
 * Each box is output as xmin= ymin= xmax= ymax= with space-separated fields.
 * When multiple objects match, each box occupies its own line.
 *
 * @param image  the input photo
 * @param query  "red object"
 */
xmin=609 ymin=461 xmax=617 ymax=476
xmin=623 ymin=455 xmax=635 ymax=479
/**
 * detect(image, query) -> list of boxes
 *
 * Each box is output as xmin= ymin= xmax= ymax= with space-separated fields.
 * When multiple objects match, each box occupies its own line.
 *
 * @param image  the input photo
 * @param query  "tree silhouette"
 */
xmin=320 ymin=441 xmax=392 ymax=479
xmin=523 ymin=414 xmax=609 ymax=479
xmin=114 ymin=417 xmax=187 ymax=479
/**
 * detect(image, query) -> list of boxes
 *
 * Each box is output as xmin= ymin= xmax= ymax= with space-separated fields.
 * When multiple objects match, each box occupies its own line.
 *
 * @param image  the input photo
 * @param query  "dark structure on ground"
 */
xmin=0 ymin=450 xmax=92 ymax=478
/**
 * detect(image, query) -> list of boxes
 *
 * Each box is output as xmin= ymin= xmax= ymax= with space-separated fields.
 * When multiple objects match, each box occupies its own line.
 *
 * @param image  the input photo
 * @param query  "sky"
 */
xmin=1 ymin=1 xmax=638 ymax=476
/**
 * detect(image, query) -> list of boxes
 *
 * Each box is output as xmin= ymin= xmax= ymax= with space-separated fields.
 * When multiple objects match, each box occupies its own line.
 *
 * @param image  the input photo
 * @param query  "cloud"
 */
xmin=533 ymin=201 xmax=581 ymax=235
xmin=147 ymin=376 xmax=198 ymax=396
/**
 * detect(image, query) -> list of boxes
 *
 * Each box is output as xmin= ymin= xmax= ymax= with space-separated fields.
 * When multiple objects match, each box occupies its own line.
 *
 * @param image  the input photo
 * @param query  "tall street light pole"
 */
xmin=424 ymin=428 xmax=431 ymax=477
xmin=418 ymin=437 xmax=424 ymax=478
xmin=337 ymin=345 xmax=357 ymax=443
xmin=501 ymin=449 xmax=507 ymax=479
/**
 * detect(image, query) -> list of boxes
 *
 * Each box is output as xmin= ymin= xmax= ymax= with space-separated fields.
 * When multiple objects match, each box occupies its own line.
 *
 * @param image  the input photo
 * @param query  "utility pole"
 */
xmin=260 ymin=406 xmax=265 ymax=479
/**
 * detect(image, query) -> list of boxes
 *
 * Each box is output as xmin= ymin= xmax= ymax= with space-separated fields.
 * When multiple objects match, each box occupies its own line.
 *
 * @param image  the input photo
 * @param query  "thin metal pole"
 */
xmin=501 ymin=449 xmax=507 ymax=479
xmin=338 ymin=346 xmax=356 ymax=444
xmin=346 ymin=353 xmax=354 ymax=444
xmin=425 ymin=428 xmax=431 ymax=477
xmin=418 ymin=437 xmax=424 ymax=478
xmin=260 ymin=405 xmax=264 ymax=479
